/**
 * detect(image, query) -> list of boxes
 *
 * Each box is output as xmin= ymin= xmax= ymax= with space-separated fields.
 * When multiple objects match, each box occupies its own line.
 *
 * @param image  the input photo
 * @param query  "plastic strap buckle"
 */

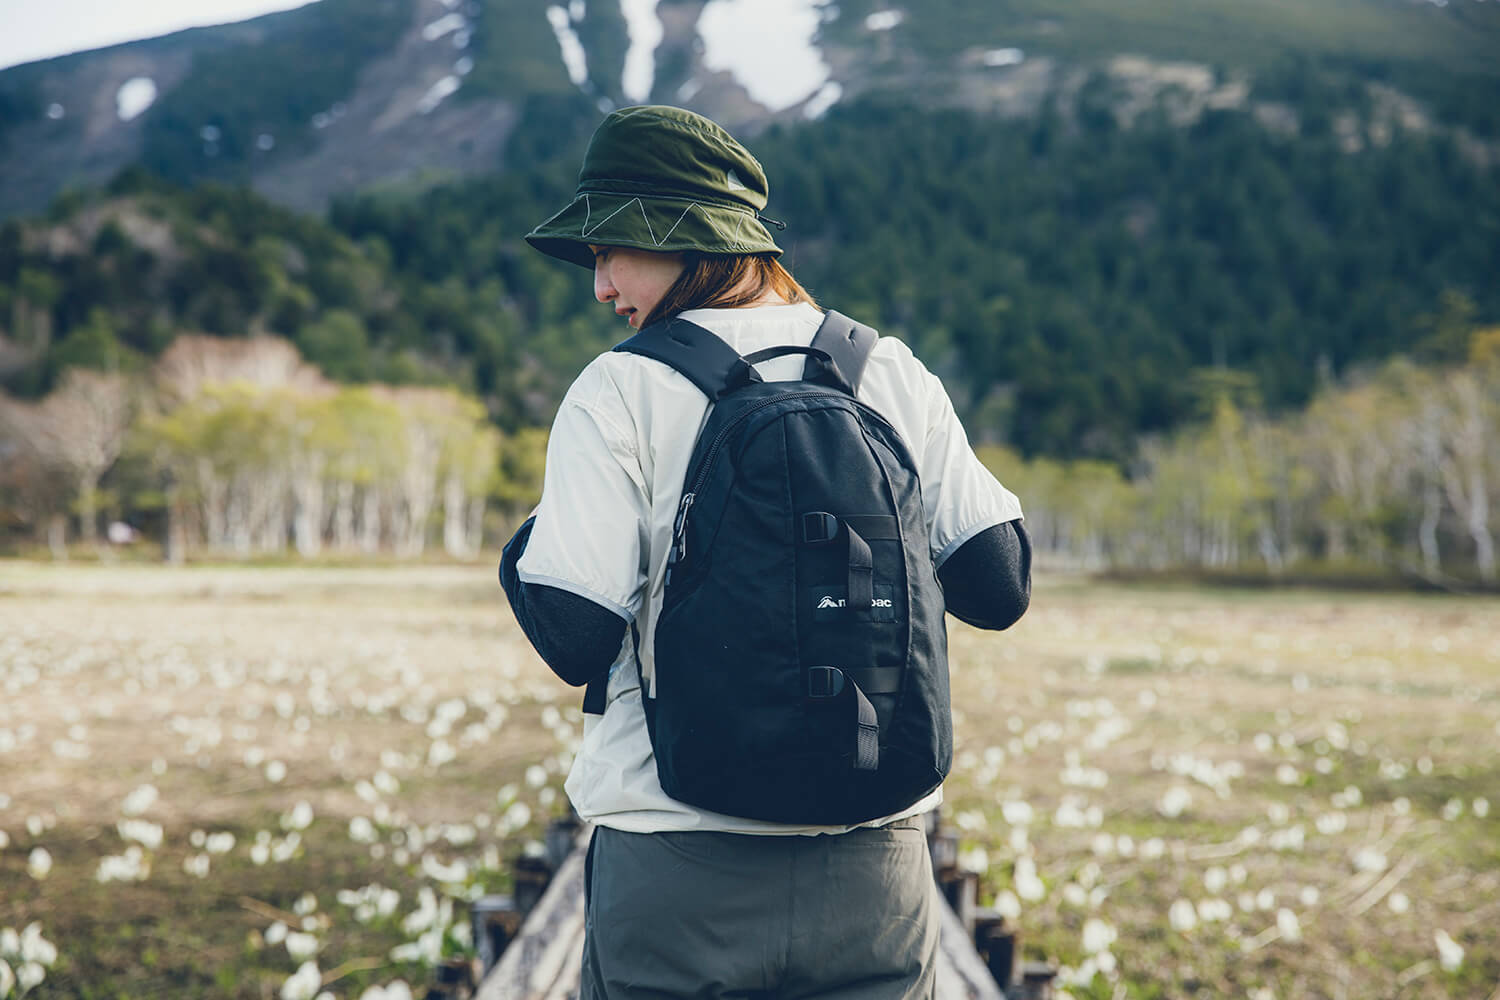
xmin=801 ymin=511 xmax=840 ymax=546
xmin=807 ymin=665 xmax=846 ymax=699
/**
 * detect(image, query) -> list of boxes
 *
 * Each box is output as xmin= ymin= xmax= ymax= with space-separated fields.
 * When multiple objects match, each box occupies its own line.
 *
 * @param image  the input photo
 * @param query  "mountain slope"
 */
xmin=1 ymin=0 xmax=1497 ymax=219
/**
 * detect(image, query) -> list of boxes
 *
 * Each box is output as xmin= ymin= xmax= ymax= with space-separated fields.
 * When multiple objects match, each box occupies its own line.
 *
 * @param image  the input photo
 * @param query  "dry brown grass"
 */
xmin=1 ymin=563 xmax=1497 ymax=999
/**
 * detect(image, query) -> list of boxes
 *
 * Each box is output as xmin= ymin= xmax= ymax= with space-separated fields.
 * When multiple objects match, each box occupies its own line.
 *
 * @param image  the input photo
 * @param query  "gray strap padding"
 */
xmin=806 ymin=310 xmax=879 ymax=394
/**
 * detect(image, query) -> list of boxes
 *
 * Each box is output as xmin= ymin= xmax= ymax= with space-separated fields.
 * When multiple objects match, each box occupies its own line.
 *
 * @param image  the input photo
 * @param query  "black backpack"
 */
xmin=604 ymin=309 xmax=951 ymax=825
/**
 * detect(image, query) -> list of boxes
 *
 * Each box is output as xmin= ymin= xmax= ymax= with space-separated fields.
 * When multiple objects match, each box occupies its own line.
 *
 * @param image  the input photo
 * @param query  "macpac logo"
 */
xmin=816 ymin=595 xmax=894 ymax=609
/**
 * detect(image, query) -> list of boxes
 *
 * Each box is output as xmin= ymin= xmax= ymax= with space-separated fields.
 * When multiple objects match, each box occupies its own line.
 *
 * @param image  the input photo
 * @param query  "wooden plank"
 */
xmin=934 ymin=891 xmax=1007 ymax=1000
xmin=474 ymin=831 xmax=591 ymax=1000
xmin=476 ymin=825 xmax=1008 ymax=1000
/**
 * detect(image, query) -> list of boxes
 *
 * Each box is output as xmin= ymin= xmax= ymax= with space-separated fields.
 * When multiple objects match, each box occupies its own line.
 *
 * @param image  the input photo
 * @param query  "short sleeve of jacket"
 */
xmin=515 ymin=361 xmax=649 ymax=621
xmin=907 ymin=353 xmax=1024 ymax=567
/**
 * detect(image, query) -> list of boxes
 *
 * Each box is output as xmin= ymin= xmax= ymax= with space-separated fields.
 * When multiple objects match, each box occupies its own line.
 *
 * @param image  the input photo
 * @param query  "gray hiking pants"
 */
xmin=579 ymin=816 xmax=939 ymax=1000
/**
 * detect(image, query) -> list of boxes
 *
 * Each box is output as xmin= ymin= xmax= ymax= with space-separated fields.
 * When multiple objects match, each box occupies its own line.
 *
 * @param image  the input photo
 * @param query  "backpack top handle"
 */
xmin=728 ymin=345 xmax=843 ymax=394
xmin=615 ymin=309 xmax=879 ymax=400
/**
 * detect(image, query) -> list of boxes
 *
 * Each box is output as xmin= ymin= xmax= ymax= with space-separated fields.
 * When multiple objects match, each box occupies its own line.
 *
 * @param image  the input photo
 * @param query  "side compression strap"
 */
xmin=853 ymin=682 xmax=879 ymax=771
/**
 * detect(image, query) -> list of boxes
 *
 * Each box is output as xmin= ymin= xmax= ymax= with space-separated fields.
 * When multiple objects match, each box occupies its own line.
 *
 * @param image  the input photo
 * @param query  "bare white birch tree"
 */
xmin=0 ymin=370 xmax=133 ymax=552
xmin=1436 ymin=369 xmax=1495 ymax=581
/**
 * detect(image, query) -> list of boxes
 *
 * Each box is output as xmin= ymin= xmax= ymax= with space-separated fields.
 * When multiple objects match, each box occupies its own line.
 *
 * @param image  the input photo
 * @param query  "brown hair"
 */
xmin=643 ymin=254 xmax=818 ymax=327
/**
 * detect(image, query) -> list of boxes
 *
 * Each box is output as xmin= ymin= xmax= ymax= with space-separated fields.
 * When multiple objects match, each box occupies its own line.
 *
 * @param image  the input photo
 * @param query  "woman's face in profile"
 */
xmin=590 ymin=245 xmax=686 ymax=328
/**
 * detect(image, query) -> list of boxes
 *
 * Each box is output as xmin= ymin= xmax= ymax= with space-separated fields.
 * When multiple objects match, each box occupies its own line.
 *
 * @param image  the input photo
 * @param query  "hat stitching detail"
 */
xmin=637 ymin=200 xmax=659 ymax=245
xmin=580 ymin=194 xmax=722 ymax=249
xmin=581 ymin=194 xmax=636 ymax=240
xmin=578 ymin=183 xmax=758 ymax=212
xmin=656 ymin=203 xmax=697 ymax=245
xmin=694 ymin=202 xmax=748 ymax=246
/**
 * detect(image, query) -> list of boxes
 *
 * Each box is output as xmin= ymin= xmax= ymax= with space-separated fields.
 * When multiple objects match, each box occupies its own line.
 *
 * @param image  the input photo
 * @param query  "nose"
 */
xmin=594 ymin=262 xmax=615 ymax=303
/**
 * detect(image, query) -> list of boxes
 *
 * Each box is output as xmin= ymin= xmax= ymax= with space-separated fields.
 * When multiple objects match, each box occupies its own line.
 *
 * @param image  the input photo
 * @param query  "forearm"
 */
xmin=937 ymin=519 xmax=1031 ymax=630
xmin=499 ymin=517 xmax=628 ymax=686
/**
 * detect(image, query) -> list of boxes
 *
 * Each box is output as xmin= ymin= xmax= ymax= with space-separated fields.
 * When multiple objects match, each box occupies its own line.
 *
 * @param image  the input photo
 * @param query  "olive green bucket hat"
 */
xmin=525 ymin=105 xmax=784 ymax=268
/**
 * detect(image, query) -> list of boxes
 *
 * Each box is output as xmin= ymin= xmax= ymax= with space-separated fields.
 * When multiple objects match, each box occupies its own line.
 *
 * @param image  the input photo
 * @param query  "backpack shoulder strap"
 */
xmin=806 ymin=310 xmax=879 ymax=394
xmin=613 ymin=317 xmax=750 ymax=401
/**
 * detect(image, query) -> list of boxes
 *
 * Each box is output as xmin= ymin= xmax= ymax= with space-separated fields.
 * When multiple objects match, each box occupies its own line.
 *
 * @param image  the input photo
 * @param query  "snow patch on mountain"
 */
xmin=422 ymin=13 xmax=467 ymax=41
xmin=116 ymin=78 xmax=157 ymax=122
xmin=620 ymin=0 xmax=663 ymax=103
xmin=418 ymin=75 xmax=462 ymax=114
xmin=803 ymin=81 xmax=841 ymax=119
xmin=984 ymin=48 xmax=1024 ymax=67
xmin=865 ymin=10 xmax=904 ymax=31
xmin=698 ymin=0 xmax=832 ymax=113
xmin=547 ymin=6 xmax=590 ymax=87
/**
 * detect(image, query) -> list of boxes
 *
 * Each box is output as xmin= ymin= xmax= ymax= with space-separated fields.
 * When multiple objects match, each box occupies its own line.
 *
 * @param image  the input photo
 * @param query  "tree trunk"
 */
xmin=47 ymin=511 xmax=67 ymax=560
xmin=467 ymin=496 xmax=486 ymax=557
xmin=1467 ymin=468 xmax=1495 ymax=582
xmin=1418 ymin=477 xmax=1442 ymax=577
xmin=165 ymin=485 xmax=187 ymax=566
xmin=333 ymin=480 xmax=355 ymax=551
xmin=360 ymin=488 xmax=382 ymax=554
xmin=200 ymin=460 xmax=228 ymax=550
xmin=442 ymin=472 xmax=471 ymax=559
xmin=292 ymin=475 xmax=324 ymax=557
xmin=77 ymin=475 xmax=100 ymax=547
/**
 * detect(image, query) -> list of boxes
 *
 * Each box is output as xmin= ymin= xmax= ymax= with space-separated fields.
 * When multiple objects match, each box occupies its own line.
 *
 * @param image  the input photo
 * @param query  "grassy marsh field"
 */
xmin=1 ymin=563 xmax=1496 ymax=999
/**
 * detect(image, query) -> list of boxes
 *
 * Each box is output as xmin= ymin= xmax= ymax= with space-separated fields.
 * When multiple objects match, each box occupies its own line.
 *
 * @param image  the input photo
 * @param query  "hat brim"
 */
xmin=526 ymin=192 xmax=782 ymax=269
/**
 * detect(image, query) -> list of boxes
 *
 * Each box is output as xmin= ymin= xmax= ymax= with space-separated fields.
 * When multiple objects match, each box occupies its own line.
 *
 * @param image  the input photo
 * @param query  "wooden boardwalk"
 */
xmin=472 ymin=822 xmax=1022 ymax=1000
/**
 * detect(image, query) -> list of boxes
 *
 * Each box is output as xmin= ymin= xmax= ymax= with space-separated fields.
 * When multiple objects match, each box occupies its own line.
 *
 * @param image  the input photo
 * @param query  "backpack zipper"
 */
xmin=667 ymin=389 xmax=841 ymax=579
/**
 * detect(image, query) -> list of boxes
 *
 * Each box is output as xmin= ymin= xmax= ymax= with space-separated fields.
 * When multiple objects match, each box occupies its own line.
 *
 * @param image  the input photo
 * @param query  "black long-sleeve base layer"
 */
xmin=500 ymin=516 xmax=1031 ymax=689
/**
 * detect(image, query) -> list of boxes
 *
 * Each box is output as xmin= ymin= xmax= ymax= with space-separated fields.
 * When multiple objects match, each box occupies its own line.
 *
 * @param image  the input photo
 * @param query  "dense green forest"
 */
xmin=6 ymin=73 xmax=1495 ymax=458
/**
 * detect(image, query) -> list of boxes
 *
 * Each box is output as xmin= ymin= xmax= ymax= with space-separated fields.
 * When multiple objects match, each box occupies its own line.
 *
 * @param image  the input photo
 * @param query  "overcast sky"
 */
xmin=0 ymin=0 xmax=319 ymax=71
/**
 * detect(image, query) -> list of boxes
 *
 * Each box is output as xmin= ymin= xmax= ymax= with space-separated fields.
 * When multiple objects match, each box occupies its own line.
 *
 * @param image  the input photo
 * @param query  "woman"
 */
xmin=501 ymin=105 xmax=1030 ymax=1000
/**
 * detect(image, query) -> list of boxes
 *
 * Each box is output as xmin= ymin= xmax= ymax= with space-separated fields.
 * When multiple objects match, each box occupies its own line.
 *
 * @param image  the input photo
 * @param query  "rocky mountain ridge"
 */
xmin=0 ymin=0 xmax=1496 ymax=220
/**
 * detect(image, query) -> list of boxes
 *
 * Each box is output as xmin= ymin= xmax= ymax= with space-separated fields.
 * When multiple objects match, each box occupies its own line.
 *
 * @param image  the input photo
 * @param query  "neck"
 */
xmin=723 ymin=273 xmax=788 ymax=309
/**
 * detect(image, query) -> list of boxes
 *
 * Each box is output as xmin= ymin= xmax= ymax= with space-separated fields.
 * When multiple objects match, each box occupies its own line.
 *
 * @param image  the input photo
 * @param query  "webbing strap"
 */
xmin=853 ymin=682 xmax=879 ymax=771
xmin=846 ymin=666 xmax=903 ymax=695
xmin=842 ymin=515 xmax=899 ymax=541
xmin=846 ymin=523 xmax=873 ymax=617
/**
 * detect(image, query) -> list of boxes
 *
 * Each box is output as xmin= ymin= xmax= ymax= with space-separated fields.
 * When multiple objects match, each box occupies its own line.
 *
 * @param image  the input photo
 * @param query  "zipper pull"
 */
xmin=668 ymin=492 xmax=696 ymax=577
xmin=673 ymin=492 xmax=696 ymax=538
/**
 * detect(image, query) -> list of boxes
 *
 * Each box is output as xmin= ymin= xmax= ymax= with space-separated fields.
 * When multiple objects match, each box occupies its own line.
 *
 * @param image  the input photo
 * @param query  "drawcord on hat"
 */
xmin=757 ymin=214 xmax=788 ymax=231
